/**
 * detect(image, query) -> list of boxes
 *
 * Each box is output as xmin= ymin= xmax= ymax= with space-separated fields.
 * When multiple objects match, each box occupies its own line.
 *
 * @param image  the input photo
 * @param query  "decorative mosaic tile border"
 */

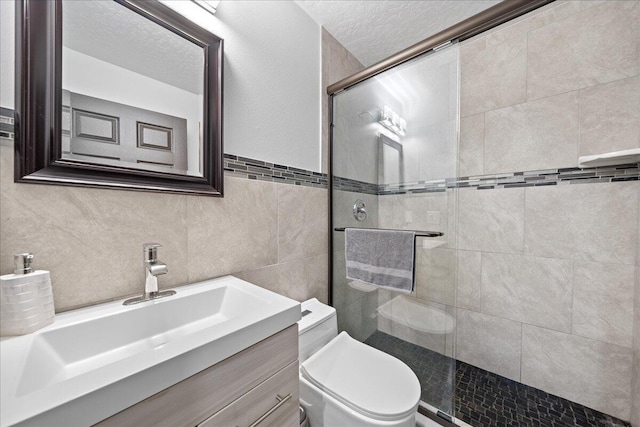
xmin=339 ymin=163 xmax=640 ymax=196
xmin=0 ymin=108 xmax=15 ymax=140
xmin=223 ymin=154 xmax=328 ymax=188
xmin=3 ymin=108 xmax=637 ymax=192
xmin=378 ymin=163 xmax=640 ymax=195
xmin=332 ymin=176 xmax=378 ymax=195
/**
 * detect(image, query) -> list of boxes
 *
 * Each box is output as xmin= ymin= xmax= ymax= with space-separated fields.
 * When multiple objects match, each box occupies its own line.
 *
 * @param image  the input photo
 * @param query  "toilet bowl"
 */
xmin=298 ymin=298 xmax=421 ymax=427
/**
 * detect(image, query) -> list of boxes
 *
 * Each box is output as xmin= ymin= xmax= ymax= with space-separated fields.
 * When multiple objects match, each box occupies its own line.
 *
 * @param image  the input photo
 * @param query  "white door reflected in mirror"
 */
xmin=61 ymin=0 xmax=205 ymax=177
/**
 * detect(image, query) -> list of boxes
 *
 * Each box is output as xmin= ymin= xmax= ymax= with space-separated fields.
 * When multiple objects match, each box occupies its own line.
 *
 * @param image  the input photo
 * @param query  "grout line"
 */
xmin=276 ymin=183 xmax=281 ymax=264
xmin=570 ymin=259 xmax=575 ymax=334
xmin=520 ymin=321 xmax=523 ymax=382
xmin=482 ymin=112 xmax=486 ymax=176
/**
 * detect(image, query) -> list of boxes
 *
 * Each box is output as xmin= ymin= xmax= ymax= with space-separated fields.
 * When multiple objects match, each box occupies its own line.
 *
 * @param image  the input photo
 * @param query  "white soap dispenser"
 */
xmin=0 ymin=253 xmax=55 ymax=336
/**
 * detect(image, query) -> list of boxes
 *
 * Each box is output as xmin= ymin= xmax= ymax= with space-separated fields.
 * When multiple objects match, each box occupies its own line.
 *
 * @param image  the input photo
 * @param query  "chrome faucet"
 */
xmin=123 ymin=243 xmax=176 ymax=306
xmin=143 ymin=243 xmax=167 ymax=298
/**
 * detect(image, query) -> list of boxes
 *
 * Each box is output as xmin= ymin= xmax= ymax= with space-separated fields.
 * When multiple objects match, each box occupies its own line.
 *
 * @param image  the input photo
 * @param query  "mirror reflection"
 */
xmin=61 ymin=0 xmax=205 ymax=177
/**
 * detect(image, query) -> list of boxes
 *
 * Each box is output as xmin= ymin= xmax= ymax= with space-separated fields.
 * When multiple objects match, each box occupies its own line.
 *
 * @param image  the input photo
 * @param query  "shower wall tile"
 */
xmin=321 ymin=28 xmax=364 ymax=174
xmin=415 ymin=248 xmax=456 ymax=306
xmin=526 ymin=1 xmax=640 ymax=101
xmin=378 ymin=298 xmax=449 ymax=355
xmin=455 ymin=309 xmax=522 ymax=382
xmin=416 ymin=120 xmax=458 ymax=182
xmin=459 ymin=33 xmax=527 ymax=117
xmin=378 ymin=192 xmax=453 ymax=248
xmin=572 ymin=261 xmax=635 ymax=348
xmin=521 ymin=324 xmax=632 ymax=421
xmin=187 ymin=177 xmax=278 ymax=282
xmin=278 ymin=184 xmax=328 ymax=263
xmin=524 ymin=182 xmax=638 ymax=265
xmin=377 ymin=194 xmax=402 ymax=230
xmin=632 ymin=189 xmax=640 ymax=427
xmin=484 ymin=91 xmax=579 ymax=174
xmin=633 ymin=296 xmax=640 ymax=422
xmin=235 ymin=253 xmax=328 ymax=304
xmin=336 ymin=289 xmax=378 ymax=342
xmin=481 ymin=253 xmax=573 ymax=332
xmin=579 ymin=75 xmax=640 ymax=157
xmin=458 ymin=187 xmax=524 ymax=254
xmin=401 ymin=192 xmax=451 ymax=245
xmin=459 ymin=113 xmax=484 ymax=177
xmin=456 ymin=250 xmax=482 ymax=312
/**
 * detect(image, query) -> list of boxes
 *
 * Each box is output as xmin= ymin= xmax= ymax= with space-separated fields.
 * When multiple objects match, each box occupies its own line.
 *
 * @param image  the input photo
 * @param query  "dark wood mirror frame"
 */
xmin=15 ymin=0 xmax=224 ymax=196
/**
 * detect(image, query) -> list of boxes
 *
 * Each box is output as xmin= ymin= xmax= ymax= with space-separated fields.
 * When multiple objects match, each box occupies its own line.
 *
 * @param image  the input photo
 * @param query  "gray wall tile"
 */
xmin=632 ymin=186 xmax=640 ymax=426
xmin=456 ymin=250 xmax=482 ymax=312
xmin=481 ymin=253 xmax=573 ymax=332
xmin=0 ymin=146 xmax=189 ymax=311
xmin=526 ymin=1 xmax=639 ymax=101
xmin=521 ymin=324 xmax=632 ymax=420
xmin=336 ymin=289 xmax=378 ymax=342
xmin=415 ymin=248 xmax=456 ymax=306
xmin=456 ymin=309 xmax=522 ymax=381
xmin=378 ymin=297 xmax=450 ymax=355
xmin=322 ymin=28 xmax=364 ymax=174
xmin=579 ymin=75 xmax=640 ymax=157
xmin=484 ymin=91 xmax=579 ymax=174
xmin=572 ymin=261 xmax=634 ymax=348
xmin=186 ymin=177 xmax=278 ymax=283
xmin=235 ymin=253 xmax=328 ymax=304
xmin=460 ymin=34 xmax=527 ymax=117
xmin=278 ymin=184 xmax=328 ymax=263
xmin=459 ymin=113 xmax=484 ymax=177
xmin=458 ymin=187 xmax=525 ymax=254
xmin=384 ymin=192 xmax=452 ymax=248
xmin=524 ymin=182 xmax=638 ymax=265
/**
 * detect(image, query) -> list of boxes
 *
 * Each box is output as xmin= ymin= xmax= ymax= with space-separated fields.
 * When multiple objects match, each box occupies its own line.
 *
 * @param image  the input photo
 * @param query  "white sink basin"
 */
xmin=0 ymin=276 xmax=301 ymax=427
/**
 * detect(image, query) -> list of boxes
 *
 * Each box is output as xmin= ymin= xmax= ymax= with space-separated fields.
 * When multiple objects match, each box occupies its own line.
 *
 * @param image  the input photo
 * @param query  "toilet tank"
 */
xmin=298 ymin=298 xmax=338 ymax=362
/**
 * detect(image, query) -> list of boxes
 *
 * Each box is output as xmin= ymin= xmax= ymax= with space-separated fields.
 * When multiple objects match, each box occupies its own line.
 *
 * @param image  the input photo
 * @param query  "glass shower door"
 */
xmin=331 ymin=44 xmax=459 ymax=418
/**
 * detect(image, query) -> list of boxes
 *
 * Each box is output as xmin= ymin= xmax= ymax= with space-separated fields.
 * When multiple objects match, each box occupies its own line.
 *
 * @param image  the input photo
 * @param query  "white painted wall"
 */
xmin=0 ymin=0 xmax=15 ymax=109
xmin=0 ymin=0 xmax=322 ymax=172
xmin=161 ymin=0 xmax=321 ymax=171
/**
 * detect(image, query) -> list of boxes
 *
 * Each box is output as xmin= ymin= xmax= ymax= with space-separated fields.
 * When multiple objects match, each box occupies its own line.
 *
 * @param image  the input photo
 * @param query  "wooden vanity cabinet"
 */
xmin=94 ymin=325 xmax=299 ymax=427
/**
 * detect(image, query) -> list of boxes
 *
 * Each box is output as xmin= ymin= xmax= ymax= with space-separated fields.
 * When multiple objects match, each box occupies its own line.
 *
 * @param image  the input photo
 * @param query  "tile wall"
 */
xmin=454 ymin=1 xmax=639 ymax=421
xmin=325 ymin=1 xmax=639 ymax=421
xmin=321 ymin=29 xmax=364 ymax=174
xmin=0 ymin=20 xmax=367 ymax=313
xmin=0 ymin=144 xmax=329 ymax=310
xmin=633 ymin=194 xmax=640 ymax=425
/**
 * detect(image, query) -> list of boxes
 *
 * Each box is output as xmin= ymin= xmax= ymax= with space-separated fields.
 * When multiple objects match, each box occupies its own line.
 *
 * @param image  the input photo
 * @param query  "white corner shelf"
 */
xmin=578 ymin=148 xmax=640 ymax=168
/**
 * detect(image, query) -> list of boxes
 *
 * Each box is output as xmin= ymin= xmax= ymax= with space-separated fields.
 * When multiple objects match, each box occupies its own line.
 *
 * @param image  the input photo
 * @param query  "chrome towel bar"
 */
xmin=334 ymin=227 xmax=443 ymax=238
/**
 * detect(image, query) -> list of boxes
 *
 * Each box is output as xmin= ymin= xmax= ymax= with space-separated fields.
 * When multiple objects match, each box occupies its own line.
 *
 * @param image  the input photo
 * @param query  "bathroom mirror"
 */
xmin=15 ymin=0 xmax=224 ymax=196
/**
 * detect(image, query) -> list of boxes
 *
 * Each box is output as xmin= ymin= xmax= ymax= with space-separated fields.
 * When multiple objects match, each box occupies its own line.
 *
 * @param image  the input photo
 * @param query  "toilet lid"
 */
xmin=300 ymin=331 xmax=421 ymax=421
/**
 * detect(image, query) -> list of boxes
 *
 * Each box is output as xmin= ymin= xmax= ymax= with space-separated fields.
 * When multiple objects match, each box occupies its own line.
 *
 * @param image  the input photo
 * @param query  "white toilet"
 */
xmin=298 ymin=298 xmax=421 ymax=427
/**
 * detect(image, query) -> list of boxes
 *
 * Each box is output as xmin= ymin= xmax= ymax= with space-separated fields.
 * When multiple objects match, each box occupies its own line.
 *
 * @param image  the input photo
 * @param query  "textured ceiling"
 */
xmin=63 ymin=1 xmax=204 ymax=94
xmin=295 ymin=0 xmax=501 ymax=66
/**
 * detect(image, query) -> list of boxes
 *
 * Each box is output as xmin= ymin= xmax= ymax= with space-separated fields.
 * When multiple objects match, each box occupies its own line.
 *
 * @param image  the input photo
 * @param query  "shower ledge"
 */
xmin=577 ymin=148 xmax=640 ymax=168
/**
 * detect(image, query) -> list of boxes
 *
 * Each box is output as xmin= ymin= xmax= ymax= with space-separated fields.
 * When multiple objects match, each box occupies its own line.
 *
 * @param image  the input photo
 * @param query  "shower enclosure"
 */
xmin=330 ymin=44 xmax=460 ymax=418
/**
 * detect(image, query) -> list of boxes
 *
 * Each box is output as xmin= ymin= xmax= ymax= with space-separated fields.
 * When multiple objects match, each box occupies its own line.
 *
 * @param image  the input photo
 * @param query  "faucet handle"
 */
xmin=143 ymin=243 xmax=162 ymax=262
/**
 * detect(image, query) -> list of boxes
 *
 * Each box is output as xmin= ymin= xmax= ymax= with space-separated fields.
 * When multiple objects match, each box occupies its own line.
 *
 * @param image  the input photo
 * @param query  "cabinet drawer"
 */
xmin=95 ymin=325 xmax=298 ymax=427
xmin=199 ymin=361 xmax=299 ymax=427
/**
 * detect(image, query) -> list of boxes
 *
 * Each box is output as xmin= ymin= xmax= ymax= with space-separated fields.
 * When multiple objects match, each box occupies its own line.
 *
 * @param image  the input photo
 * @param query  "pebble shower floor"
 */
xmin=364 ymin=331 xmax=630 ymax=427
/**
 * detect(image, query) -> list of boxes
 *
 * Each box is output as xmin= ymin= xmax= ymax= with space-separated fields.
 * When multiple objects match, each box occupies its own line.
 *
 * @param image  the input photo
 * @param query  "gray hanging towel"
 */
xmin=345 ymin=228 xmax=416 ymax=293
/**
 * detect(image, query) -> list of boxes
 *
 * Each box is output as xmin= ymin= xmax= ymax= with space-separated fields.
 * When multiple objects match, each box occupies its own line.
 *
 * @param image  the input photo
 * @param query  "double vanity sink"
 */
xmin=0 ymin=276 xmax=301 ymax=427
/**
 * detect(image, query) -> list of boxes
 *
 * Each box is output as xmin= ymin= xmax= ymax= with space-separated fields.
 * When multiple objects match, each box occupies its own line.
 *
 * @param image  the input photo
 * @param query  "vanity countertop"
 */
xmin=0 ymin=276 xmax=300 ymax=427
